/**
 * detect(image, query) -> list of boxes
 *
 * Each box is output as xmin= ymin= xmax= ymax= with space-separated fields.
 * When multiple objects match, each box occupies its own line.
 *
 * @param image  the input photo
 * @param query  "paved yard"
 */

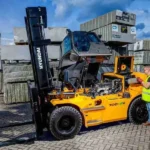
xmin=1 ymin=99 xmax=150 ymax=150
xmin=0 ymin=102 xmax=32 ymax=128
xmin=1 ymin=122 xmax=150 ymax=150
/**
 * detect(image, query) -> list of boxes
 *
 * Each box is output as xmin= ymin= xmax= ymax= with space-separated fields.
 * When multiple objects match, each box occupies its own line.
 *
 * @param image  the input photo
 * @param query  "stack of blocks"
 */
xmin=1 ymin=27 xmax=67 ymax=103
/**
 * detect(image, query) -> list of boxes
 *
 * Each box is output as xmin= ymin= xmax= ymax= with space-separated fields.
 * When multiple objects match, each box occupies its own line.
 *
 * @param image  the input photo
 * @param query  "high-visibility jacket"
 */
xmin=142 ymin=76 xmax=150 ymax=102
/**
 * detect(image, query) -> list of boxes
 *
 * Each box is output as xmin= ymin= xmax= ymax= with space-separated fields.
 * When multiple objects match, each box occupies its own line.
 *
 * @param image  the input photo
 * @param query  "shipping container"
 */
xmin=92 ymin=24 xmax=136 ymax=44
xmin=14 ymin=27 xmax=68 ymax=44
xmin=128 ymin=50 xmax=134 ymax=56
xmin=127 ymin=43 xmax=134 ymax=51
xmin=80 ymin=10 xmax=136 ymax=31
xmin=128 ymin=40 xmax=150 ymax=51
xmin=134 ymin=65 xmax=144 ymax=73
xmin=1 ymin=45 xmax=61 ymax=61
xmin=134 ymin=51 xmax=150 ymax=64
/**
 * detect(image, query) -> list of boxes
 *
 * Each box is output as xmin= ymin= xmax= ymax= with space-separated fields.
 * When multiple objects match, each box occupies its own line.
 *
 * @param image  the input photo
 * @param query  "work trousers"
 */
xmin=146 ymin=103 xmax=150 ymax=123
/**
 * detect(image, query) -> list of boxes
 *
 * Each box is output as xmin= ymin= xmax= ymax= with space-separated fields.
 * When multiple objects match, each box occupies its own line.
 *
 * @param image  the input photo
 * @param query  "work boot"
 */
xmin=142 ymin=122 xmax=150 ymax=126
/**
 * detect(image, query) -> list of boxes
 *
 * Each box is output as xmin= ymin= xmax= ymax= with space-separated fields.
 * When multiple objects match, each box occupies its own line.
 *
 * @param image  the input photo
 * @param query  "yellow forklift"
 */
xmin=25 ymin=7 xmax=147 ymax=140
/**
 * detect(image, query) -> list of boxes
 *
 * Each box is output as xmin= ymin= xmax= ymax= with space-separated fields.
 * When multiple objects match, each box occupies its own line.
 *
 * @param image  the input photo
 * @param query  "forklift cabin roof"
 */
xmin=71 ymin=31 xmax=112 ymax=57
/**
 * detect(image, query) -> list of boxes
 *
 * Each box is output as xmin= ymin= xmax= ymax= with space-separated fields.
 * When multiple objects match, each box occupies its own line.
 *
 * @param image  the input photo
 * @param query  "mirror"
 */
xmin=70 ymin=52 xmax=79 ymax=61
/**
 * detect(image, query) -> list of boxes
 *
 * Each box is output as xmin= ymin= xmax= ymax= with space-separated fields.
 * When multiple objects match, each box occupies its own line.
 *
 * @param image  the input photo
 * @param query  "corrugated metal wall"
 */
xmin=91 ymin=24 xmax=136 ymax=43
xmin=128 ymin=40 xmax=150 ymax=73
xmin=134 ymin=51 xmax=150 ymax=64
xmin=80 ymin=10 xmax=136 ymax=31
xmin=128 ymin=40 xmax=150 ymax=51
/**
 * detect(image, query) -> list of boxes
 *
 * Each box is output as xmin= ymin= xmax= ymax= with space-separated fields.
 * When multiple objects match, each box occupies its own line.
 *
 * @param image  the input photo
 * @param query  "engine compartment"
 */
xmin=88 ymin=77 xmax=122 ymax=97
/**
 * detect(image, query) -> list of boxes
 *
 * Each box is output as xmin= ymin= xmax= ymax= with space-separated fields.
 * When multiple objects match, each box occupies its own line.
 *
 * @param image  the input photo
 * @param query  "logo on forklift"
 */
xmin=37 ymin=47 xmax=43 ymax=69
xmin=109 ymin=102 xmax=125 ymax=106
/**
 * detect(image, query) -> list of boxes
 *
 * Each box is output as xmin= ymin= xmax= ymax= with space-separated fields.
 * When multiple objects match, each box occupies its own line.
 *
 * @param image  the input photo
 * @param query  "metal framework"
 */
xmin=25 ymin=7 xmax=53 ymax=138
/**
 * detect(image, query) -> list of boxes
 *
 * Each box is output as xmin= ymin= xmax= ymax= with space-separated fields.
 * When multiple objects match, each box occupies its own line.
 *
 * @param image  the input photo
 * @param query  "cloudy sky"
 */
xmin=0 ymin=0 xmax=150 ymax=45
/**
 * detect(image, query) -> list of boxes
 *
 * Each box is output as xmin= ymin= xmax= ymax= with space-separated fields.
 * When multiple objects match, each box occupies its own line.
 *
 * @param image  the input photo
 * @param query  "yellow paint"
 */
xmin=49 ymin=56 xmax=147 ymax=128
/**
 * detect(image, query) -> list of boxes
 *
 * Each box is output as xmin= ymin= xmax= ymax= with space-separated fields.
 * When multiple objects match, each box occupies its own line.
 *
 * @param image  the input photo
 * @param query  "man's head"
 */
xmin=144 ymin=66 xmax=150 ymax=75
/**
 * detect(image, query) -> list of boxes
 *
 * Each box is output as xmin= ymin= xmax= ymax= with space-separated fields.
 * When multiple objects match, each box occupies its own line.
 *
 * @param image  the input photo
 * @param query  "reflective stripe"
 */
xmin=142 ymin=91 xmax=150 ymax=95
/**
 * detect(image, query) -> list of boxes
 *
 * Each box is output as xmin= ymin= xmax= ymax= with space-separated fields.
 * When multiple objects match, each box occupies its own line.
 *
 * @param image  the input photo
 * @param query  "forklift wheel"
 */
xmin=49 ymin=106 xmax=82 ymax=140
xmin=128 ymin=97 xmax=148 ymax=124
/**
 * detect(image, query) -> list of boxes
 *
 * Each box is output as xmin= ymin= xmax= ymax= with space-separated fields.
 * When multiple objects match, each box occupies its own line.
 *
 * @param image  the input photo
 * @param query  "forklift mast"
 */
xmin=25 ymin=7 xmax=53 ymax=137
xmin=25 ymin=7 xmax=52 ymax=90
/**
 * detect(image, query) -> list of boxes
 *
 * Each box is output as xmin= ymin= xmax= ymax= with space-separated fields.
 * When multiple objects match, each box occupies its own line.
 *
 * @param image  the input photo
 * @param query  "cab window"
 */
xmin=73 ymin=32 xmax=90 ymax=52
xmin=87 ymin=33 xmax=100 ymax=43
xmin=61 ymin=36 xmax=72 ymax=55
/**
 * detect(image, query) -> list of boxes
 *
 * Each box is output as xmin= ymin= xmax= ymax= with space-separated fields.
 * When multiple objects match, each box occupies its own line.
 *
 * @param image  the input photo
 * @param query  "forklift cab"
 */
xmin=59 ymin=30 xmax=112 ymax=88
xmin=60 ymin=30 xmax=111 ymax=57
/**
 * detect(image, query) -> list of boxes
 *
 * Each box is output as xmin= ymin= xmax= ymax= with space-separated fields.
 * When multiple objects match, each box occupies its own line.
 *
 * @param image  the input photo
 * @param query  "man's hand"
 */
xmin=137 ymin=77 xmax=143 ymax=83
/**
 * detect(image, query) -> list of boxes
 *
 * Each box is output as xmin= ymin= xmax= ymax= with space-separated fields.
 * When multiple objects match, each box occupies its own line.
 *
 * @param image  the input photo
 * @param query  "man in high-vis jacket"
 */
xmin=137 ymin=66 xmax=150 ymax=126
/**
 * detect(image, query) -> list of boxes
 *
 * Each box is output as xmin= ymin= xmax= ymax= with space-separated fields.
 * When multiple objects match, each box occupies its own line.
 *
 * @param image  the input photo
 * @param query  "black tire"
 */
xmin=129 ymin=97 xmax=148 ymax=124
xmin=49 ymin=106 xmax=82 ymax=140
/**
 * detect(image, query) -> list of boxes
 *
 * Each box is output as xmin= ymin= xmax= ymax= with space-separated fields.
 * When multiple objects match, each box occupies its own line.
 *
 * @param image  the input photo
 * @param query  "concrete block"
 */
xmin=1 ymin=45 xmax=31 ymax=60
xmin=13 ymin=27 xmax=28 ymax=44
xmin=4 ymin=82 xmax=30 ymax=104
xmin=45 ymin=27 xmax=67 ymax=42
xmin=13 ymin=27 xmax=67 ymax=44
xmin=3 ymin=64 xmax=34 ymax=83
xmin=1 ymin=45 xmax=61 ymax=60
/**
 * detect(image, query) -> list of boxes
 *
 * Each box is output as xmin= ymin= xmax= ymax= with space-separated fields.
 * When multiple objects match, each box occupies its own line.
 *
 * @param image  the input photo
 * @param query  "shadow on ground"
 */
xmin=0 ymin=119 xmax=130 ymax=148
xmin=0 ymin=102 xmax=32 ymax=128
xmin=0 ymin=100 xmax=130 ymax=147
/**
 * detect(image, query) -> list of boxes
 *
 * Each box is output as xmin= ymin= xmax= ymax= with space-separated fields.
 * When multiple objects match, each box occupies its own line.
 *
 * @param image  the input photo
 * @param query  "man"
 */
xmin=137 ymin=66 xmax=150 ymax=126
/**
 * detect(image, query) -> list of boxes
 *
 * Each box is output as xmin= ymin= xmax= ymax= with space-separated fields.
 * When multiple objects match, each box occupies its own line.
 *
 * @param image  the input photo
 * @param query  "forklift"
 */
xmin=25 ymin=7 xmax=148 ymax=140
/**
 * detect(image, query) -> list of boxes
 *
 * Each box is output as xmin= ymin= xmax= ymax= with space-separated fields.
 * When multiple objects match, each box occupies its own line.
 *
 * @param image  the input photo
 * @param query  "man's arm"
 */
xmin=142 ymin=77 xmax=150 ymax=88
xmin=141 ymin=81 xmax=150 ymax=89
xmin=137 ymin=77 xmax=150 ymax=88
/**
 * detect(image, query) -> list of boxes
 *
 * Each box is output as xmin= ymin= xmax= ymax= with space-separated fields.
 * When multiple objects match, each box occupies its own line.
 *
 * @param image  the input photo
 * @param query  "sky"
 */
xmin=0 ymin=0 xmax=150 ymax=45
